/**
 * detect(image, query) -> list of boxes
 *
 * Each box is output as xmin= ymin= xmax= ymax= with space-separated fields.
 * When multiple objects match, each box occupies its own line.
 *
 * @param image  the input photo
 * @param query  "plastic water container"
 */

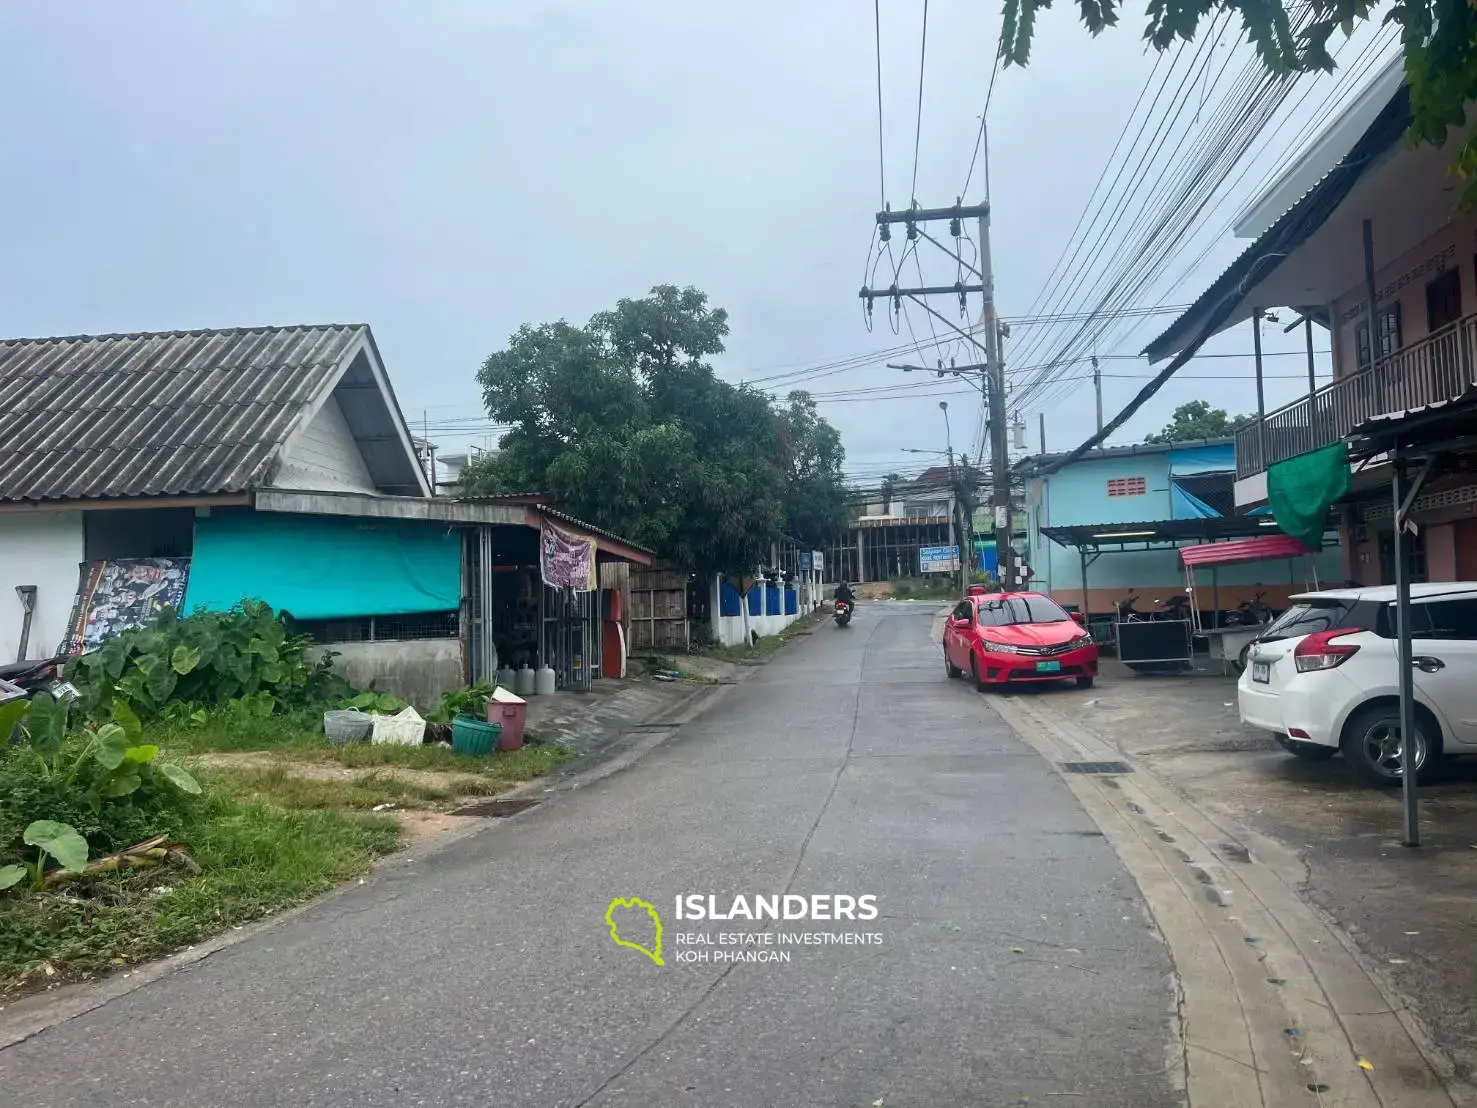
xmin=514 ymin=665 xmax=536 ymax=696
xmin=535 ymin=665 xmax=556 ymax=696
xmin=497 ymin=666 xmax=517 ymax=690
xmin=488 ymin=687 xmax=527 ymax=751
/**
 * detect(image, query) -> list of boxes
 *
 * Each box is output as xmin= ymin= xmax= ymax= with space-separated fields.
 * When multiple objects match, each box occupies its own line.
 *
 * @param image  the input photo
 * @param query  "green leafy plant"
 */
xmin=426 ymin=681 xmax=497 ymax=724
xmin=347 ymin=691 xmax=411 ymax=715
xmin=0 ymin=819 xmax=90 ymax=892
xmin=66 ymin=602 xmax=341 ymax=720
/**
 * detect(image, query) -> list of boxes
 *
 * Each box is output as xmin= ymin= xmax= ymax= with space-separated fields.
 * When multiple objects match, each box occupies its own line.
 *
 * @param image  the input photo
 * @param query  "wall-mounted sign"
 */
xmin=62 ymin=558 xmax=192 ymax=655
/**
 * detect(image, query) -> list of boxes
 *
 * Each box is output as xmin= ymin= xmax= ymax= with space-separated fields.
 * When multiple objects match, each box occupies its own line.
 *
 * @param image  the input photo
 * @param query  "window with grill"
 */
xmin=1355 ymin=303 xmax=1402 ymax=369
xmin=1106 ymin=476 xmax=1146 ymax=497
xmin=291 ymin=610 xmax=459 ymax=643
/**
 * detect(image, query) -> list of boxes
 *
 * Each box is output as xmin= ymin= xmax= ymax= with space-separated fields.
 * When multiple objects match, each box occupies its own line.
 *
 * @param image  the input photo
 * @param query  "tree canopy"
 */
xmin=461 ymin=286 xmax=850 ymax=575
xmin=1000 ymin=0 xmax=1477 ymax=202
xmin=1143 ymin=400 xmax=1254 ymax=442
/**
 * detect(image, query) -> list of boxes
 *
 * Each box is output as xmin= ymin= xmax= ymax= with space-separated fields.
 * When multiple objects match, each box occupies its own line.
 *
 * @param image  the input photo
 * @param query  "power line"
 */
xmin=910 ymin=0 xmax=929 ymax=204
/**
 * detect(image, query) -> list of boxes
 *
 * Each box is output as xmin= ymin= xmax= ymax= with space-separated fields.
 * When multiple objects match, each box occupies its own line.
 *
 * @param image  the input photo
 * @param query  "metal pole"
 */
xmin=1392 ymin=457 xmax=1420 ymax=847
xmin=1080 ymin=548 xmax=1089 ymax=620
xmin=978 ymin=148 xmax=1012 ymax=591
xmin=1363 ymin=219 xmax=1379 ymax=373
xmin=1305 ymin=315 xmax=1319 ymax=451
xmin=1253 ymin=309 xmax=1267 ymax=470
xmin=1092 ymin=356 xmax=1103 ymax=433
xmin=1038 ymin=412 xmax=1046 ymax=455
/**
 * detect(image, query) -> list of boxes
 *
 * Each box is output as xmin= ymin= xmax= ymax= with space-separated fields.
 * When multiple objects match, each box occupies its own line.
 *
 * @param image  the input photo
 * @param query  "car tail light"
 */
xmin=1293 ymin=630 xmax=1360 ymax=672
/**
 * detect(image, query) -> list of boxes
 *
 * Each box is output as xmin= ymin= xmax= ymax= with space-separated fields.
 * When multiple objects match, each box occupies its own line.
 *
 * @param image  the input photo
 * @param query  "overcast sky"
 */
xmin=0 ymin=2 xmax=1395 ymax=486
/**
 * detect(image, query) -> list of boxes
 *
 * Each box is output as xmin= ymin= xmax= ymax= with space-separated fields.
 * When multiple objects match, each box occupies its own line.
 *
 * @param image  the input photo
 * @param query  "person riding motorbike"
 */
xmin=834 ymin=581 xmax=856 ymax=605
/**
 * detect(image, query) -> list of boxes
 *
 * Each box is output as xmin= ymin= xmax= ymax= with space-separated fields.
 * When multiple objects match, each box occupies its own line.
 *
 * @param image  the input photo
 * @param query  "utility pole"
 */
xmin=977 ymin=193 xmax=1013 ymax=592
xmin=1091 ymin=356 xmax=1103 ymax=433
xmin=861 ymin=191 xmax=1012 ymax=590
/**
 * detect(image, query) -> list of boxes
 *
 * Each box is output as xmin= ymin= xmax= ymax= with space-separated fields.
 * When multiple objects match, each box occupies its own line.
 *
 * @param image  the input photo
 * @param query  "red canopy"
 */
xmin=1179 ymin=534 xmax=1311 ymax=568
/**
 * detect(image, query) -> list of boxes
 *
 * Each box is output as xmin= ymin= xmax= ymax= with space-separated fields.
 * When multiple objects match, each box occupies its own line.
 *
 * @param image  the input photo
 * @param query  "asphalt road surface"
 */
xmin=4 ymin=604 xmax=1179 ymax=1107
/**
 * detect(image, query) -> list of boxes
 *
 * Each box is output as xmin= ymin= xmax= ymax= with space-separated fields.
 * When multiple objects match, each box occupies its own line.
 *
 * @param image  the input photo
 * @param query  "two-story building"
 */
xmin=1146 ymin=59 xmax=1477 ymax=584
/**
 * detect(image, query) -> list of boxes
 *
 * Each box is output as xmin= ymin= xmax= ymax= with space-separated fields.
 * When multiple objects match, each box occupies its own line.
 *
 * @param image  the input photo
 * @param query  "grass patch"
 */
xmin=0 ymin=792 xmax=398 ymax=995
xmin=207 ymin=767 xmax=455 ymax=810
xmin=280 ymin=738 xmax=575 ymax=779
xmin=154 ymin=706 xmax=327 ymax=755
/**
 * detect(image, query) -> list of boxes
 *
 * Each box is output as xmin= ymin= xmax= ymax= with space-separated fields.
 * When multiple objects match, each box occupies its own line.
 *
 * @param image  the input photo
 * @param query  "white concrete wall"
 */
xmin=706 ymin=575 xmax=812 ymax=648
xmin=1 ymin=513 xmax=85 ymax=662
xmin=274 ymin=395 xmax=379 ymax=494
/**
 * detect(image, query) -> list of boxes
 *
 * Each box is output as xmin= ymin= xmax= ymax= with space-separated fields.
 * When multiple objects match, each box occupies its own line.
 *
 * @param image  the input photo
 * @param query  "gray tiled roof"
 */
xmin=0 ymin=323 xmax=368 ymax=502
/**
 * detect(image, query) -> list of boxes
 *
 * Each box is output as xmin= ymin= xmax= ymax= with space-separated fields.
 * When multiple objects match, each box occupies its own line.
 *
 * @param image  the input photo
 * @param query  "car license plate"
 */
xmin=1035 ymin=660 xmax=1062 ymax=673
xmin=1252 ymin=662 xmax=1270 ymax=684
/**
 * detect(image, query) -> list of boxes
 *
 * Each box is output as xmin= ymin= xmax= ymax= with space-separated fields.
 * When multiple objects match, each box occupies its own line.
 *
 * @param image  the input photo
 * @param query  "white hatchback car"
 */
xmin=1238 ymin=582 xmax=1477 ymax=786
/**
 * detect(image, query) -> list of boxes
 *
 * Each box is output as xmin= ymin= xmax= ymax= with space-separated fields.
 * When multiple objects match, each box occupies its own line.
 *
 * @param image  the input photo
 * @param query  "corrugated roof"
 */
xmin=0 ymin=324 xmax=368 ymax=502
xmin=1179 ymin=535 xmax=1309 ymax=567
xmin=1143 ymin=84 xmax=1412 ymax=363
xmin=1015 ymin=436 xmax=1234 ymax=474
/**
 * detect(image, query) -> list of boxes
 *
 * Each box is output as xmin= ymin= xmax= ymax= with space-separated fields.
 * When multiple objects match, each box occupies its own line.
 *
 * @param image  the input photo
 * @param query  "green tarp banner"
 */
xmin=1267 ymin=442 xmax=1349 ymax=551
xmin=184 ymin=512 xmax=461 ymax=620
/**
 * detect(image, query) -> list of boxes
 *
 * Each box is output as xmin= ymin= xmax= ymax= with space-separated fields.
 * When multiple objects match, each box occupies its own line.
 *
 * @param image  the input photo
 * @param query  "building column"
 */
xmin=856 ymin=527 xmax=866 ymax=583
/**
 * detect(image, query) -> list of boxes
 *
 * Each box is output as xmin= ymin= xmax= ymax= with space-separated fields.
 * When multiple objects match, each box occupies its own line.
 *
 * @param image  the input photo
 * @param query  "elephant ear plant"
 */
xmin=0 ymin=693 xmax=201 ymax=894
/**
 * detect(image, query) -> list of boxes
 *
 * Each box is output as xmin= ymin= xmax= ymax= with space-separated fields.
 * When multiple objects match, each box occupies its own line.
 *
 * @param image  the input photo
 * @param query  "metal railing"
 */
xmin=1235 ymin=315 xmax=1477 ymax=479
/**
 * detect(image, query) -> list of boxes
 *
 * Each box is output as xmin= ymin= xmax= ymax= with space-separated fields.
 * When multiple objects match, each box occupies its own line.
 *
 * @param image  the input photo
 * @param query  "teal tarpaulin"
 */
xmin=184 ymin=513 xmax=461 ymax=620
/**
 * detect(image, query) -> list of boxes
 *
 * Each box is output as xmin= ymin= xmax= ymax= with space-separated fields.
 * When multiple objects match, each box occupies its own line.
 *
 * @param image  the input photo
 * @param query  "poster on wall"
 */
xmin=540 ymin=522 xmax=596 ymax=592
xmin=61 ymin=558 xmax=192 ymax=655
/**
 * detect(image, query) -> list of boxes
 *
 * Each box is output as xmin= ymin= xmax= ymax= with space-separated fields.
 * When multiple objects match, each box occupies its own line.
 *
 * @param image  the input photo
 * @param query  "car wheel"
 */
xmin=1342 ymin=704 xmax=1437 ymax=788
xmin=1236 ymin=642 xmax=1251 ymax=674
xmin=945 ymin=651 xmax=962 ymax=679
xmin=1075 ymin=675 xmax=1094 ymax=689
xmin=971 ymin=655 xmax=987 ymax=692
xmin=1274 ymin=733 xmax=1335 ymax=761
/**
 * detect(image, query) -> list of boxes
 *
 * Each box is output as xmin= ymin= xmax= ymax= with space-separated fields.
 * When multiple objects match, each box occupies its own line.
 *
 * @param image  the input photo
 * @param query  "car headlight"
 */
xmin=1070 ymin=634 xmax=1093 ymax=649
xmin=979 ymin=639 xmax=1019 ymax=654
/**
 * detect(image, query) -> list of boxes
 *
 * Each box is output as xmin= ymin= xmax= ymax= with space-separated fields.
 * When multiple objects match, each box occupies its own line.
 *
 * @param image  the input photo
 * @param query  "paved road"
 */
xmin=4 ymin=605 xmax=1178 ymax=1107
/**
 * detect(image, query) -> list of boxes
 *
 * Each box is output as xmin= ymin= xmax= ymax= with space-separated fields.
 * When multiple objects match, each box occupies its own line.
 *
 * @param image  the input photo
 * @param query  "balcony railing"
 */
xmin=1235 ymin=314 xmax=1477 ymax=480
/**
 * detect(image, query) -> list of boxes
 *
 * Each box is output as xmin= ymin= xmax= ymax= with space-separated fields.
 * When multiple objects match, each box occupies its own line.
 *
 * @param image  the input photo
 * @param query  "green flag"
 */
xmin=1267 ymin=442 xmax=1349 ymax=550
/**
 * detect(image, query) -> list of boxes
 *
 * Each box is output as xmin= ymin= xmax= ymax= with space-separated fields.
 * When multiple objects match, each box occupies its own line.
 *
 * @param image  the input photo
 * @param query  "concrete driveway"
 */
xmin=1015 ymin=657 xmax=1477 ymax=1088
xmin=1 ymin=604 xmax=1179 ymax=1108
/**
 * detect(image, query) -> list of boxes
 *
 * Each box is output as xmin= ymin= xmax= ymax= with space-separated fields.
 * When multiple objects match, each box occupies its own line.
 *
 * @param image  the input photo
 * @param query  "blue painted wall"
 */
xmin=1022 ymin=446 xmax=1343 ymax=606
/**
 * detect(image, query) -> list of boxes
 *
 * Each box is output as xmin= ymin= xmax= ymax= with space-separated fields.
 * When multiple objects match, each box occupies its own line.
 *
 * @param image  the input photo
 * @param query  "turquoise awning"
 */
xmin=184 ymin=512 xmax=461 ymax=620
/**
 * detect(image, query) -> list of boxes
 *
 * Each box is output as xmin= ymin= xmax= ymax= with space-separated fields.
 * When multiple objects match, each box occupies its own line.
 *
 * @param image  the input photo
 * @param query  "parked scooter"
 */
xmin=0 ymin=656 xmax=77 ymax=706
xmin=1154 ymin=593 xmax=1192 ymax=621
xmin=1225 ymin=591 xmax=1273 ymax=627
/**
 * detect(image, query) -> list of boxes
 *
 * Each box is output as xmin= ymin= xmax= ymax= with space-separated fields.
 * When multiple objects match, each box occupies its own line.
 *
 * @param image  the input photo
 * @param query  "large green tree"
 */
xmin=1143 ymin=400 xmax=1255 ymax=442
xmin=1000 ymin=0 xmax=1477 ymax=202
xmin=777 ymin=390 xmax=852 ymax=549
xmin=463 ymin=286 xmax=849 ymax=575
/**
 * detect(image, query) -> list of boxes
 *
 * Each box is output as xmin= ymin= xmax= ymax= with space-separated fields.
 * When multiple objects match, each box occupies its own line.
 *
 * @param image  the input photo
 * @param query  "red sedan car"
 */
xmin=943 ymin=589 xmax=1098 ymax=690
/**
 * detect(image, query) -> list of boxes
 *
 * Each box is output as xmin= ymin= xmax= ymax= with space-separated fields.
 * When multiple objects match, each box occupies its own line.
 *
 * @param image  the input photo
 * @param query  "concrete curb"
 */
xmin=931 ymin=610 xmax=1464 ymax=1106
xmin=990 ymin=692 xmax=1464 ymax=1108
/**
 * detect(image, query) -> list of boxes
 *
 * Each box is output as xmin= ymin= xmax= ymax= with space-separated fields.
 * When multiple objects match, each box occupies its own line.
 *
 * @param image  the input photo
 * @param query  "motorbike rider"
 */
xmin=834 ymin=580 xmax=856 ymax=606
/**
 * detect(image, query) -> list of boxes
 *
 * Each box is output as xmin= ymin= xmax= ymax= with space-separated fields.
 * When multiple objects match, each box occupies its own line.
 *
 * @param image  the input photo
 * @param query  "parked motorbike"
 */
xmin=833 ymin=599 xmax=853 ymax=628
xmin=1155 ymin=594 xmax=1192 ymax=621
xmin=1225 ymin=592 xmax=1272 ymax=627
xmin=0 ymin=656 xmax=77 ymax=706
xmin=1112 ymin=594 xmax=1143 ymax=622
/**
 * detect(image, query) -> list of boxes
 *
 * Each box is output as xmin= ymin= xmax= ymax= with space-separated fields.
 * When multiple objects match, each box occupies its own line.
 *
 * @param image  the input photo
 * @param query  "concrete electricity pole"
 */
xmin=860 ymin=136 xmax=1013 ymax=591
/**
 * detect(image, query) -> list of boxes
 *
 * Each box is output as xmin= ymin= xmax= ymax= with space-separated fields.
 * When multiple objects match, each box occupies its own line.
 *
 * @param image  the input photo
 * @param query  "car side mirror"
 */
xmin=1071 ymin=611 xmax=1086 ymax=626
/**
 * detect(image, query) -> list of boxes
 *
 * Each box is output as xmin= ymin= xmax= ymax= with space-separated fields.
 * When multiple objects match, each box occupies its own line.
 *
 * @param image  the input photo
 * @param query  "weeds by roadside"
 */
xmin=687 ymin=608 xmax=824 ymax=666
xmin=0 ymin=792 xmax=398 ymax=994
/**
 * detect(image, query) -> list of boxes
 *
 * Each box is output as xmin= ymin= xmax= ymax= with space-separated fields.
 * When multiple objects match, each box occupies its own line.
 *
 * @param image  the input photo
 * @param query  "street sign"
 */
xmin=813 ymin=550 xmax=824 ymax=571
xmin=920 ymin=545 xmax=960 ymax=574
xmin=798 ymin=552 xmax=812 ymax=571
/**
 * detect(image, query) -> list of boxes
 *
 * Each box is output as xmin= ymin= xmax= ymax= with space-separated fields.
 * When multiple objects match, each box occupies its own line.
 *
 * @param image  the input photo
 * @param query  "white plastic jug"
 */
xmin=535 ymin=665 xmax=556 ymax=696
xmin=497 ymin=666 xmax=516 ymax=691
xmin=514 ymin=665 xmax=536 ymax=696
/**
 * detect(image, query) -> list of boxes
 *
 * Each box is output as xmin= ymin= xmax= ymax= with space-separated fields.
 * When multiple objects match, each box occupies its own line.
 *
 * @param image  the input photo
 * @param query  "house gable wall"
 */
xmin=273 ymin=394 xmax=379 ymax=494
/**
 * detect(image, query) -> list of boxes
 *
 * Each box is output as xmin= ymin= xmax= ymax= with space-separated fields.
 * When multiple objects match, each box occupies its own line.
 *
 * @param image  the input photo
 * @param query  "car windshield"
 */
xmin=1259 ymin=600 xmax=1350 ymax=642
xmin=977 ymin=597 xmax=1072 ymax=626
